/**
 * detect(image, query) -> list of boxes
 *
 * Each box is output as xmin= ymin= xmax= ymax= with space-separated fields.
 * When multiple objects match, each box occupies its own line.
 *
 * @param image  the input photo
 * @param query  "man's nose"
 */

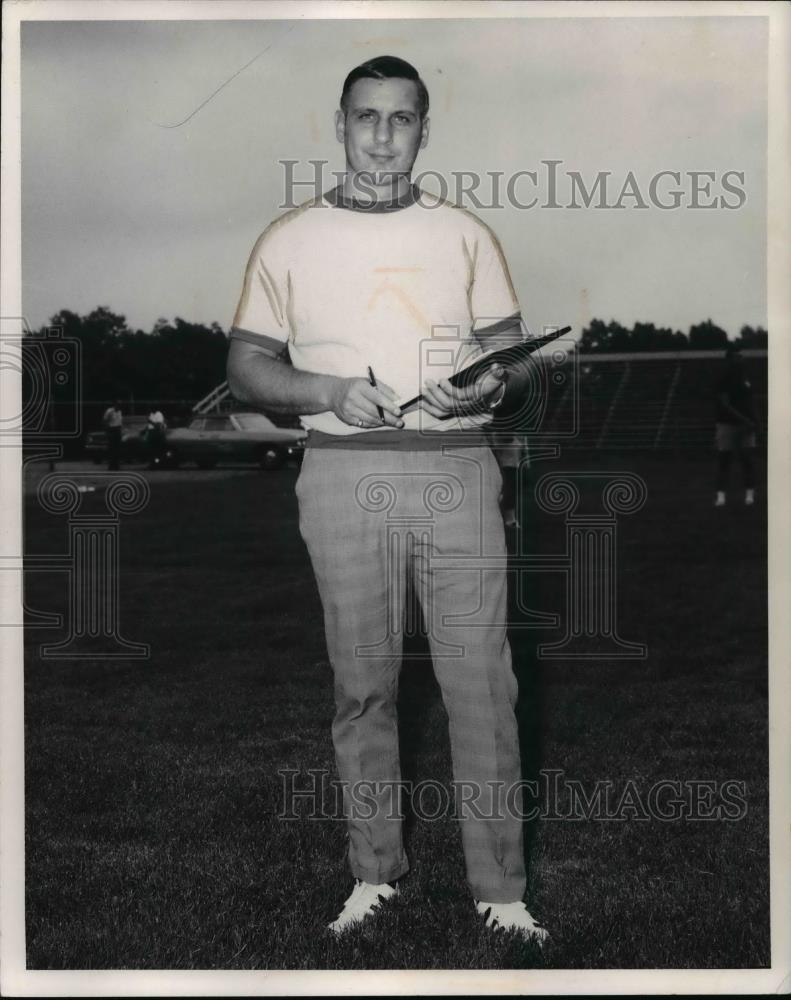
xmin=374 ymin=117 xmax=393 ymax=144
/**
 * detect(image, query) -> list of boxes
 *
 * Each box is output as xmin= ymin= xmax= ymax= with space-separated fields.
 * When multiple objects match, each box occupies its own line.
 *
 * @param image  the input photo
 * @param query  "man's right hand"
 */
xmin=329 ymin=377 xmax=404 ymax=429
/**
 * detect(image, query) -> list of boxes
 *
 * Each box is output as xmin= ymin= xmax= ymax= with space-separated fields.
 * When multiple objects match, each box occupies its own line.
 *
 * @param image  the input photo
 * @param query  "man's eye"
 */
xmin=358 ymin=112 xmax=375 ymax=121
xmin=393 ymin=116 xmax=412 ymax=125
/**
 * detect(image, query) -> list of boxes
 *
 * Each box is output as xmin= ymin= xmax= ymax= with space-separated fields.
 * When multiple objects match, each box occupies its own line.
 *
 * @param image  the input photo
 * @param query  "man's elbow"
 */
xmin=226 ymin=357 xmax=252 ymax=404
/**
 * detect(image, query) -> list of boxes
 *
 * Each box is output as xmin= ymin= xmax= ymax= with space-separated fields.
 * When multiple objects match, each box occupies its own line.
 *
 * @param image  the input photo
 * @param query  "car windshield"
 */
xmin=234 ymin=413 xmax=277 ymax=431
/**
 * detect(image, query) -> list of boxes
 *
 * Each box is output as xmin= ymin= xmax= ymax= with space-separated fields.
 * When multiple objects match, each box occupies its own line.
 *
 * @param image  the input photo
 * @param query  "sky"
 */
xmin=20 ymin=14 xmax=768 ymax=338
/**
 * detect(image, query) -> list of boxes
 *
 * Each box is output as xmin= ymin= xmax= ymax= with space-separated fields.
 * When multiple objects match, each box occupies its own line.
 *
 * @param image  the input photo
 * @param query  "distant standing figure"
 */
xmin=146 ymin=407 xmax=167 ymax=465
xmin=714 ymin=345 xmax=757 ymax=507
xmin=102 ymin=401 xmax=123 ymax=471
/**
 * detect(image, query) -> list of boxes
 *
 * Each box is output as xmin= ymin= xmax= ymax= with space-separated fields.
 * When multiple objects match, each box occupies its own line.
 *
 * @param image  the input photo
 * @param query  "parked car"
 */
xmin=164 ymin=412 xmax=306 ymax=470
xmin=84 ymin=415 xmax=150 ymax=464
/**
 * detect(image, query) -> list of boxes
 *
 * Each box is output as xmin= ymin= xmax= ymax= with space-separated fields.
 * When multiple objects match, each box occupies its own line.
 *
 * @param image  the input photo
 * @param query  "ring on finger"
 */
xmin=357 ymin=418 xmax=365 ymax=428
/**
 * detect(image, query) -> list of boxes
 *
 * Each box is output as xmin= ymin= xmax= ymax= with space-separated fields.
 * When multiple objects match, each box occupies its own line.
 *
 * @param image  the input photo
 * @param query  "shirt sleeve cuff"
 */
xmin=229 ymin=327 xmax=288 ymax=359
xmin=473 ymin=313 xmax=523 ymax=349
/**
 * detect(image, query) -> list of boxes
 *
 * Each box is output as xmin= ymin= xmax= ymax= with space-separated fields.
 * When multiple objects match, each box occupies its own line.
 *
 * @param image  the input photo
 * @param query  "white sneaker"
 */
xmin=715 ymin=492 xmax=726 ymax=507
xmin=745 ymin=489 xmax=755 ymax=505
xmin=327 ymin=879 xmax=398 ymax=934
xmin=475 ymin=900 xmax=549 ymax=945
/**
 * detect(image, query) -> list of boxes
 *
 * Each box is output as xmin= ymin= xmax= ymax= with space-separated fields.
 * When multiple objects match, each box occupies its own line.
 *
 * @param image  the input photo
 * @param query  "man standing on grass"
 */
xmin=226 ymin=56 xmax=547 ymax=943
xmin=714 ymin=344 xmax=758 ymax=507
xmin=102 ymin=400 xmax=123 ymax=471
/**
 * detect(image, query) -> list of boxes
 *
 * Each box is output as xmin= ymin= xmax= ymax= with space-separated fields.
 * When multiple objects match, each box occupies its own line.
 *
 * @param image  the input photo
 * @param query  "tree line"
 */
xmin=36 ymin=308 xmax=229 ymax=406
xmin=578 ymin=319 xmax=767 ymax=354
xmin=27 ymin=306 xmax=768 ymax=413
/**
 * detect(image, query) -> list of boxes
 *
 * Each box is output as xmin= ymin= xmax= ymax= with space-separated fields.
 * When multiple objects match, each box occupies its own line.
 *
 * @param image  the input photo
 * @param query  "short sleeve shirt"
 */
xmin=231 ymin=187 xmax=522 ymax=436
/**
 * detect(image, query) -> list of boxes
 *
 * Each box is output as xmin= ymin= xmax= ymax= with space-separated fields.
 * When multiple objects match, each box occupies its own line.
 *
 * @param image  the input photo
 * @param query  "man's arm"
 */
xmin=717 ymin=391 xmax=756 ymax=427
xmin=226 ymin=338 xmax=404 ymax=428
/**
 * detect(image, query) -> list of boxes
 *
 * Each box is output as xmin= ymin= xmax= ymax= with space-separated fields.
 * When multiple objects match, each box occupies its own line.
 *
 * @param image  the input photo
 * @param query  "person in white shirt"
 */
xmin=146 ymin=408 xmax=167 ymax=464
xmin=226 ymin=56 xmax=547 ymax=944
xmin=102 ymin=401 xmax=123 ymax=470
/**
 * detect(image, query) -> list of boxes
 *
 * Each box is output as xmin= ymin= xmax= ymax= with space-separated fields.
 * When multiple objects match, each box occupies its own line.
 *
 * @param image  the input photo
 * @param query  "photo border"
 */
xmin=2 ymin=1 xmax=788 ymax=995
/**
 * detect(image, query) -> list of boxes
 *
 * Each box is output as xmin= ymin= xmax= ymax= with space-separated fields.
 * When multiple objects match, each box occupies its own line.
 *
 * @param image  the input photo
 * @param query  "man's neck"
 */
xmin=341 ymin=171 xmax=412 ymax=204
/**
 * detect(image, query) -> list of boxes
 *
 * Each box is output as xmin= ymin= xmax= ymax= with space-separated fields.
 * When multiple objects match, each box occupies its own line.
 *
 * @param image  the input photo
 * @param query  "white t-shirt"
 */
xmin=231 ymin=187 xmax=522 ymax=437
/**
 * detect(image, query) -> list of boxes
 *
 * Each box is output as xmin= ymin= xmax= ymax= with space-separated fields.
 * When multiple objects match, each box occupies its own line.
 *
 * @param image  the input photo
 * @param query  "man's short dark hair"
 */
xmin=340 ymin=56 xmax=430 ymax=119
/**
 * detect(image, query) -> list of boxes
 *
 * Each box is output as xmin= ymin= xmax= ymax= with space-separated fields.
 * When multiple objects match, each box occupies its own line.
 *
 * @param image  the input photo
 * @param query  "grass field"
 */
xmin=23 ymin=450 xmax=769 ymax=969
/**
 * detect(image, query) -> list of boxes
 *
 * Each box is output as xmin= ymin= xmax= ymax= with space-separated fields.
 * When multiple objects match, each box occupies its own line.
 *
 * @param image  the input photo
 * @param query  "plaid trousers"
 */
xmin=295 ymin=443 xmax=526 ymax=902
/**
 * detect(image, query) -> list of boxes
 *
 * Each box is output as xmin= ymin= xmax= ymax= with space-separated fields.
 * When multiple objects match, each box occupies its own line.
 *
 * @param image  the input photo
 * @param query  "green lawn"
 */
xmin=23 ymin=451 xmax=769 ymax=968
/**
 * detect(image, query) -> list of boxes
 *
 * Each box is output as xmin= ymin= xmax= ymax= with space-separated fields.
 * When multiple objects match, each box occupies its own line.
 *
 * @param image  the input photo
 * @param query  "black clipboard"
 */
xmin=399 ymin=326 xmax=572 ymax=410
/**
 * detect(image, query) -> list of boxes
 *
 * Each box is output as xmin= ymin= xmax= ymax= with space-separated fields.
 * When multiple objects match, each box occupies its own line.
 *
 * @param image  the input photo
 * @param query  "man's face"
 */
xmin=335 ymin=76 xmax=429 ymax=191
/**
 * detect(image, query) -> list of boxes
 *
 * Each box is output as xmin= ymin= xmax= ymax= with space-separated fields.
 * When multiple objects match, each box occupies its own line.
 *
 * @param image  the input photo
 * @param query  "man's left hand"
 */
xmin=421 ymin=364 xmax=507 ymax=419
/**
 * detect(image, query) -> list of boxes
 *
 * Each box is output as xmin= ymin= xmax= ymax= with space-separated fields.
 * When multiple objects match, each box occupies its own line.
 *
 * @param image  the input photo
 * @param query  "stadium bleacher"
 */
xmin=531 ymin=350 xmax=767 ymax=450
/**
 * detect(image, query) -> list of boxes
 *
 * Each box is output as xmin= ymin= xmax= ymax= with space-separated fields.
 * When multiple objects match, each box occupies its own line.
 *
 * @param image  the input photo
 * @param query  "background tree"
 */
xmin=580 ymin=319 xmax=689 ymax=353
xmin=736 ymin=325 xmax=768 ymax=349
xmin=688 ymin=320 xmax=728 ymax=351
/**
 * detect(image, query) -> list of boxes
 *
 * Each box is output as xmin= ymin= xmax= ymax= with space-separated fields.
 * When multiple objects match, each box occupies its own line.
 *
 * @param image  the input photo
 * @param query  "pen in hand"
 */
xmin=368 ymin=366 xmax=385 ymax=422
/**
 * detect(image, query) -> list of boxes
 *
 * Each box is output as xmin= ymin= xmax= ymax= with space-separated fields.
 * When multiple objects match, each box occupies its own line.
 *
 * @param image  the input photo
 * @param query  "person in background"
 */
xmin=714 ymin=344 xmax=757 ymax=507
xmin=146 ymin=406 xmax=167 ymax=465
xmin=148 ymin=407 xmax=166 ymax=429
xmin=102 ymin=400 xmax=123 ymax=471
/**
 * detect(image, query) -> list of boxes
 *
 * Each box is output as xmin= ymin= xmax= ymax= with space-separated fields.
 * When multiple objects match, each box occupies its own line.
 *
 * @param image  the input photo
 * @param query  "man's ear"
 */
xmin=335 ymin=109 xmax=346 ymax=144
xmin=420 ymin=116 xmax=430 ymax=150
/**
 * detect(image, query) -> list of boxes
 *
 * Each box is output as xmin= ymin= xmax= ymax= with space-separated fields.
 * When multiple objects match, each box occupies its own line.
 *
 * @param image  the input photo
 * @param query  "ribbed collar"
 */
xmin=323 ymin=183 xmax=421 ymax=213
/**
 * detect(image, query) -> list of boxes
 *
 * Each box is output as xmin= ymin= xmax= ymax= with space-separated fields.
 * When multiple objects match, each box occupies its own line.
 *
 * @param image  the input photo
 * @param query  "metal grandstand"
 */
xmin=542 ymin=349 xmax=767 ymax=449
xmin=193 ymin=349 xmax=768 ymax=450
